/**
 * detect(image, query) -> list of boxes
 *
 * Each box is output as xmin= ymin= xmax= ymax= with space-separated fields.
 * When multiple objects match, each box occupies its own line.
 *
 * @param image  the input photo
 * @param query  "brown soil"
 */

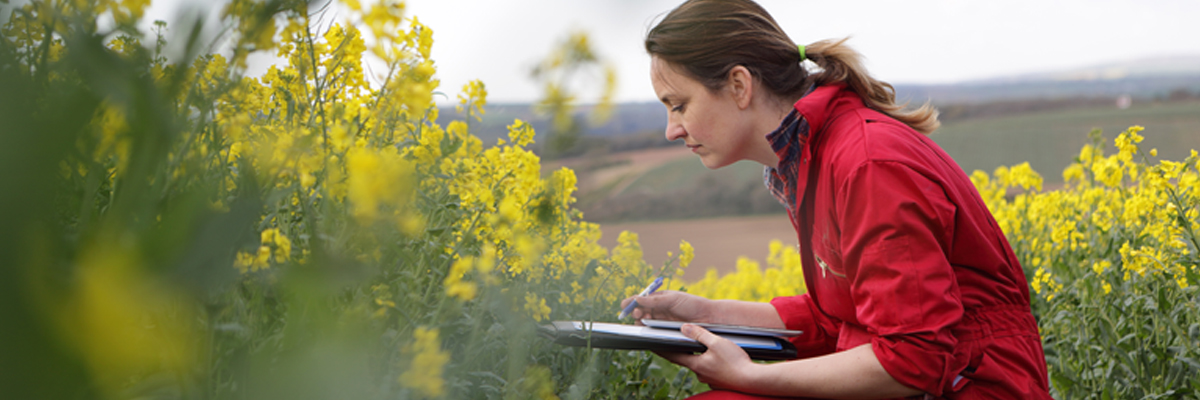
xmin=558 ymin=148 xmax=798 ymax=282
xmin=596 ymin=214 xmax=797 ymax=282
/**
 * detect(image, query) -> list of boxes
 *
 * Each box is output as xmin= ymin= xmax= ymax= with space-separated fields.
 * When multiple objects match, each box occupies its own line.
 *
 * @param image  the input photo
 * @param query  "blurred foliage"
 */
xmin=0 ymin=1 xmax=697 ymax=399
xmin=530 ymin=30 xmax=617 ymax=159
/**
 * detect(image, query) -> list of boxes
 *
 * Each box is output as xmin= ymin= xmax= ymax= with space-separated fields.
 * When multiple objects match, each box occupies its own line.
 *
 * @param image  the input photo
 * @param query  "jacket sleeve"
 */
xmin=838 ymin=160 xmax=967 ymax=396
xmin=770 ymin=294 xmax=840 ymax=359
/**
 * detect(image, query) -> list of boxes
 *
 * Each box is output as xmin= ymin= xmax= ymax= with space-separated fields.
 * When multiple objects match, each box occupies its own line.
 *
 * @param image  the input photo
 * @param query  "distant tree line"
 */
xmin=937 ymin=86 xmax=1200 ymax=122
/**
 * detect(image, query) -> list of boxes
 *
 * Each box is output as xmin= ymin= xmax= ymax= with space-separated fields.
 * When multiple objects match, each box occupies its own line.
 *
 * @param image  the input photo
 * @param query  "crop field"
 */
xmin=932 ymin=100 xmax=1200 ymax=182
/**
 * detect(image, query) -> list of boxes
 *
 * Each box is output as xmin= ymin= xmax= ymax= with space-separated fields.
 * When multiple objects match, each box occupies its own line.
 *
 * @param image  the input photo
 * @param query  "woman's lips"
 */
xmin=687 ymin=144 xmax=701 ymax=153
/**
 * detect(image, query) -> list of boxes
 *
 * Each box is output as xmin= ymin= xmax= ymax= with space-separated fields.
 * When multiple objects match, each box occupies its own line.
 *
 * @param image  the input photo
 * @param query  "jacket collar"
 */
xmin=791 ymin=82 xmax=861 ymax=140
xmin=763 ymin=82 xmax=866 ymax=212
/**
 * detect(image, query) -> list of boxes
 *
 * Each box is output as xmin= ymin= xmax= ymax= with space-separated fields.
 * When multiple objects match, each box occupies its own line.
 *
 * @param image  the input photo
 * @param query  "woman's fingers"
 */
xmin=655 ymin=324 xmax=757 ymax=390
xmin=656 ymin=349 xmax=697 ymax=366
xmin=661 ymin=324 xmax=734 ymax=369
xmin=674 ymin=324 xmax=756 ymax=390
xmin=620 ymin=290 xmax=715 ymax=323
xmin=622 ymin=290 xmax=675 ymax=320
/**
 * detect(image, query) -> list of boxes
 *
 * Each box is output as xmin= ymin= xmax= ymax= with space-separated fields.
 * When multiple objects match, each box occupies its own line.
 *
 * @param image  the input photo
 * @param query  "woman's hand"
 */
xmin=659 ymin=324 xmax=759 ymax=390
xmin=619 ymin=290 xmax=713 ymax=323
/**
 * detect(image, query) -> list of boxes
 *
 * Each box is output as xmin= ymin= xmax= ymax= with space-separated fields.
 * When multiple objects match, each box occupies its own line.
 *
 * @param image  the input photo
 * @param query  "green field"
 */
xmin=932 ymin=100 xmax=1200 ymax=182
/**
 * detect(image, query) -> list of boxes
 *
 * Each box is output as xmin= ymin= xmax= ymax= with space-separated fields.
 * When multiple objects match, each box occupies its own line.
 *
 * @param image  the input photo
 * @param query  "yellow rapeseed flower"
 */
xmin=508 ymin=119 xmax=536 ymax=147
xmin=1092 ymin=155 xmax=1123 ymax=188
xmin=679 ymin=240 xmax=695 ymax=269
xmin=399 ymin=327 xmax=449 ymax=398
xmin=65 ymin=240 xmax=197 ymax=395
xmin=1006 ymin=162 xmax=1043 ymax=191
xmin=1114 ymin=126 xmax=1145 ymax=164
xmin=444 ymin=257 xmax=478 ymax=301
xmin=1079 ymin=144 xmax=1098 ymax=167
xmin=457 ymin=80 xmax=488 ymax=121
xmin=517 ymin=365 xmax=561 ymax=400
xmin=1062 ymin=163 xmax=1085 ymax=184
xmin=524 ymin=292 xmax=551 ymax=321
xmin=346 ymin=147 xmax=414 ymax=224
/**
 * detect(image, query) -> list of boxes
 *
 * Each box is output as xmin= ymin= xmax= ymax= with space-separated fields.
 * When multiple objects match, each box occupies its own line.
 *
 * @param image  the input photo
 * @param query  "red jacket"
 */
xmin=767 ymin=84 xmax=1051 ymax=398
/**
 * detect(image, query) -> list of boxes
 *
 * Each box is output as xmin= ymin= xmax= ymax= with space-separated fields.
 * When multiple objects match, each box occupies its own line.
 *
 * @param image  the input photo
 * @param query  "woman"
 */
xmin=621 ymin=0 xmax=1052 ymax=398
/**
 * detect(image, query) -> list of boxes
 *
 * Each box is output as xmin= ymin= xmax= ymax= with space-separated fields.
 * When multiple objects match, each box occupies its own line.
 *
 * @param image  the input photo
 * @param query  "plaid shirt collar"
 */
xmin=763 ymin=106 xmax=810 ymax=212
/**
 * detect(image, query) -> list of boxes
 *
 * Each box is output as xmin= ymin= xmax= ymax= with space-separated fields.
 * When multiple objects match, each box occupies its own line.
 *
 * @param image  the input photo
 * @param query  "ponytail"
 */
xmin=806 ymin=38 xmax=941 ymax=134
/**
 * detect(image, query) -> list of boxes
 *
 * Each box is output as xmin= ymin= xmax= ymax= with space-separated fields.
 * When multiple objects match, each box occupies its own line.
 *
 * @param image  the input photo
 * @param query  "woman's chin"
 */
xmin=697 ymin=154 xmax=731 ymax=170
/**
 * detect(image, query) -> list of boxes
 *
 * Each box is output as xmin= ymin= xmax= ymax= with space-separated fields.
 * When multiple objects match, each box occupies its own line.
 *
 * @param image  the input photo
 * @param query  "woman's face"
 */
xmin=650 ymin=57 xmax=754 ymax=169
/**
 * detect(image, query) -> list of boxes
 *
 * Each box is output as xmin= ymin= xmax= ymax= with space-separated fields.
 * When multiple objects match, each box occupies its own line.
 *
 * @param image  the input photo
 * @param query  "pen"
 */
xmin=618 ymin=276 xmax=664 ymax=319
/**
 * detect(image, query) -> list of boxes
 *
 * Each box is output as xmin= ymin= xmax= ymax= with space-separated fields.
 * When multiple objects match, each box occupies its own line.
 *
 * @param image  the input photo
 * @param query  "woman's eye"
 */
xmin=671 ymin=104 xmax=685 ymax=113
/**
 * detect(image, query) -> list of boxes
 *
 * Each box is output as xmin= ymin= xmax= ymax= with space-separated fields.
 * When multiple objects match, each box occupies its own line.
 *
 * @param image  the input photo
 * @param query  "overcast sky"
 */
xmin=144 ymin=0 xmax=1200 ymax=104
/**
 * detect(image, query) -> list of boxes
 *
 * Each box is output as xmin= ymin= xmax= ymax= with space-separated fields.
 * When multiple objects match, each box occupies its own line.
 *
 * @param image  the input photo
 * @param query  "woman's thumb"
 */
xmin=681 ymin=324 xmax=718 ymax=346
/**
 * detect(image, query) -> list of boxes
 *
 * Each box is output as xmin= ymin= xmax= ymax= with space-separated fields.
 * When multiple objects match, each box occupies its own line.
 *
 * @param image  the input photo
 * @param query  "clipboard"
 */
xmin=539 ymin=321 xmax=799 ymax=361
xmin=640 ymin=319 xmax=803 ymax=338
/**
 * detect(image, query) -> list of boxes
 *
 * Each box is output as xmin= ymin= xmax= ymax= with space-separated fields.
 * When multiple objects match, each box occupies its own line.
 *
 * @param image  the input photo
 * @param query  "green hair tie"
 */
xmin=797 ymin=44 xmax=807 ymax=62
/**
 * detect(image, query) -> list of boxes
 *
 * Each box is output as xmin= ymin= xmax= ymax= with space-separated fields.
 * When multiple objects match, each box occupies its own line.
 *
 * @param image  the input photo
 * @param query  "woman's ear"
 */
xmin=727 ymin=65 xmax=754 ymax=110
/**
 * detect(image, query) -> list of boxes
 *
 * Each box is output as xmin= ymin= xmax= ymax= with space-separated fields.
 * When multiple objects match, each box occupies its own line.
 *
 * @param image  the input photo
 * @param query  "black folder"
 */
xmin=539 ymin=320 xmax=800 ymax=361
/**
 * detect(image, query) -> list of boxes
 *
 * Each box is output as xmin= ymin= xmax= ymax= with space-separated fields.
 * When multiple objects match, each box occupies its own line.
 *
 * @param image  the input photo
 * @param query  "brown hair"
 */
xmin=645 ymin=0 xmax=940 ymax=134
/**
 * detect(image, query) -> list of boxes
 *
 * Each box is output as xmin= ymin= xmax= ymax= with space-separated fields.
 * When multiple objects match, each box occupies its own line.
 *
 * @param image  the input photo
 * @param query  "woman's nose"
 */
xmin=665 ymin=122 xmax=686 ymax=142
